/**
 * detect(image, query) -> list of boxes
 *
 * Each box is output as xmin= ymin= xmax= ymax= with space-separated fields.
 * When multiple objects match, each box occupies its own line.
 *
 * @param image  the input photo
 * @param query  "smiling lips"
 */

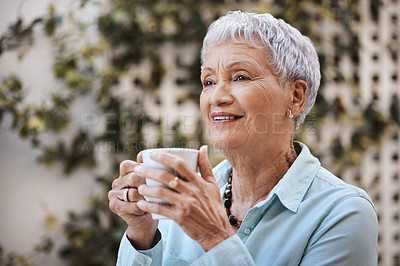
xmin=210 ymin=112 xmax=244 ymax=124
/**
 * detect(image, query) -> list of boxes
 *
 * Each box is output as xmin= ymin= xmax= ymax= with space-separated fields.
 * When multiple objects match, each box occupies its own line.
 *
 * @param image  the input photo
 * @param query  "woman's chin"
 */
xmin=210 ymin=136 xmax=247 ymax=151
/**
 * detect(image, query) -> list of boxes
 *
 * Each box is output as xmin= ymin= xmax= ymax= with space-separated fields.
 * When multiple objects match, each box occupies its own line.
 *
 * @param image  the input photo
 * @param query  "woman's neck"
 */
xmin=221 ymin=139 xmax=298 ymax=220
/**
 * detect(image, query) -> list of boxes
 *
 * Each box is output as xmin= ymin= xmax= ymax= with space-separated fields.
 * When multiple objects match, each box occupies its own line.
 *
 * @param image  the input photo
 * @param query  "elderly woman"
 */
xmin=108 ymin=11 xmax=377 ymax=265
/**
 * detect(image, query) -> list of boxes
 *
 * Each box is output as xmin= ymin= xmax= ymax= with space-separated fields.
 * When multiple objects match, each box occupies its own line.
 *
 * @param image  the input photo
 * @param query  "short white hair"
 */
xmin=201 ymin=11 xmax=321 ymax=132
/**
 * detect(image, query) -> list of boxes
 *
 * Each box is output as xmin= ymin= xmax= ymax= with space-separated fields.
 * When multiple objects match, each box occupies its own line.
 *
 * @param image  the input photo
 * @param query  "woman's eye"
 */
xmin=235 ymin=75 xmax=249 ymax=81
xmin=203 ymin=80 xmax=213 ymax=87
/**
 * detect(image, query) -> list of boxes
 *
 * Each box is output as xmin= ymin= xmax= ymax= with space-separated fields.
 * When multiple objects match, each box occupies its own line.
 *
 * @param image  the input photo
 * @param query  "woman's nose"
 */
xmin=209 ymin=82 xmax=234 ymax=106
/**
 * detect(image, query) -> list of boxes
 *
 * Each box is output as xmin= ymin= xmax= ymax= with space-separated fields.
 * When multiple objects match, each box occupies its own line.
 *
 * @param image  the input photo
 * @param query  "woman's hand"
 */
xmin=108 ymin=152 xmax=158 ymax=250
xmin=135 ymin=145 xmax=235 ymax=251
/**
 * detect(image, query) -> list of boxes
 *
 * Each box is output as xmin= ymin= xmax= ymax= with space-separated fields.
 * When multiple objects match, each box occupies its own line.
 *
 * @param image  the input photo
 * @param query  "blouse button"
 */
xmin=244 ymin=228 xmax=251 ymax=235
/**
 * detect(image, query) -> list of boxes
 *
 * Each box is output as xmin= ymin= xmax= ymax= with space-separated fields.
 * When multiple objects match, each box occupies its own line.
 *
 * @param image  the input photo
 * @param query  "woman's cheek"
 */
xmin=199 ymin=92 xmax=209 ymax=119
xmin=251 ymin=82 xmax=277 ymax=103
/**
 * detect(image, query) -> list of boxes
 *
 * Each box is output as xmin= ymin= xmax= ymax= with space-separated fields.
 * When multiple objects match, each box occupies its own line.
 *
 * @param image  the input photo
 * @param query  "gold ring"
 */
xmin=169 ymin=177 xmax=180 ymax=189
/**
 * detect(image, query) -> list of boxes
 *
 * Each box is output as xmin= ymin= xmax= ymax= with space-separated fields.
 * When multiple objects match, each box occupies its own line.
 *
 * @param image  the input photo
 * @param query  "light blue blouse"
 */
xmin=116 ymin=143 xmax=378 ymax=266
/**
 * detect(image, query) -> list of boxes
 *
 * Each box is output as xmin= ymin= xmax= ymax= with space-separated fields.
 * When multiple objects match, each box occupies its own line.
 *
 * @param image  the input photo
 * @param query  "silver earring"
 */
xmin=289 ymin=110 xmax=294 ymax=119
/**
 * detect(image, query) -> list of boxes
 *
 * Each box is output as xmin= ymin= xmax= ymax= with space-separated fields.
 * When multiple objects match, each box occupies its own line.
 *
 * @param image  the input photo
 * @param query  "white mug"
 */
xmin=142 ymin=148 xmax=199 ymax=219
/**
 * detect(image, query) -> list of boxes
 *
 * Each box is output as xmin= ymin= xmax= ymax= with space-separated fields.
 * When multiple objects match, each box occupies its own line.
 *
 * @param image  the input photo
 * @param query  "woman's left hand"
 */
xmin=134 ymin=145 xmax=235 ymax=252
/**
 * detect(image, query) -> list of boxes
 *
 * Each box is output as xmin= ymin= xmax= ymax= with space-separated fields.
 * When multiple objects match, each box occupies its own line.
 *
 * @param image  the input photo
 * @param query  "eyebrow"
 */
xmin=227 ymin=60 xmax=261 ymax=71
xmin=201 ymin=60 xmax=262 ymax=74
xmin=202 ymin=66 xmax=213 ymax=73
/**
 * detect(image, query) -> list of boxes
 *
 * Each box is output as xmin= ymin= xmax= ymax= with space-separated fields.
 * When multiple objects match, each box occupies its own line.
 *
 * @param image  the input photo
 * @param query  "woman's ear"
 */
xmin=289 ymin=79 xmax=308 ymax=117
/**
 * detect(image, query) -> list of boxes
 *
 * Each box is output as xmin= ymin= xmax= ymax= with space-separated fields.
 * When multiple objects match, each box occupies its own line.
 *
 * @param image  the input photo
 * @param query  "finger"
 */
xmin=112 ymin=177 xmax=121 ymax=190
xmin=134 ymin=165 xmax=176 ymax=187
xmin=137 ymin=184 xmax=181 ymax=205
xmin=137 ymin=199 xmax=176 ymax=219
xmin=109 ymin=197 xmax=146 ymax=216
xmin=198 ymin=145 xmax=214 ymax=181
xmin=128 ymin=187 xmax=143 ymax=202
xmin=137 ymin=151 xmax=144 ymax=163
xmin=109 ymin=188 xmax=143 ymax=203
xmin=120 ymin=172 xmax=146 ymax=188
xmin=112 ymin=172 xmax=144 ymax=190
xmin=121 ymin=201 xmax=146 ymax=215
xmin=149 ymin=152 xmax=197 ymax=182
xmin=120 ymin=160 xmax=140 ymax=176
xmin=167 ymin=176 xmax=189 ymax=193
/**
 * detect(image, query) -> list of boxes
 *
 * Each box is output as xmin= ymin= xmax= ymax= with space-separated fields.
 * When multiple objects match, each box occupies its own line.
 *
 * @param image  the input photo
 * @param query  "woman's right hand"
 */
xmin=108 ymin=152 xmax=158 ymax=250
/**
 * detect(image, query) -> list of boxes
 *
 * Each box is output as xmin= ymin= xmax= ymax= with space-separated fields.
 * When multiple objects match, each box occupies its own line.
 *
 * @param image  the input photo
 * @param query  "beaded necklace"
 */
xmin=223 ymin=172 xmax=242 ymax=228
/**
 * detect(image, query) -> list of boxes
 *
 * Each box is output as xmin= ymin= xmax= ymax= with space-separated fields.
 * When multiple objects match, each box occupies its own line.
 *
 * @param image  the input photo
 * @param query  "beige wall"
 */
xmin=0 ymin=1 xmax=97 ymax=265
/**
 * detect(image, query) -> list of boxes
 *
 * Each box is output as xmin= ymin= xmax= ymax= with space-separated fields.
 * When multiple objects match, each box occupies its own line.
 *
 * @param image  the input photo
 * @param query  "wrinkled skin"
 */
xmin=108 ymin=40 xmax=307 ymax=251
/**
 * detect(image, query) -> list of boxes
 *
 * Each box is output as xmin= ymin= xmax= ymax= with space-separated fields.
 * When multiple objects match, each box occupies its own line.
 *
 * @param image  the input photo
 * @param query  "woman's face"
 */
xmin=200 ymin=40 xmax=291 ymax=151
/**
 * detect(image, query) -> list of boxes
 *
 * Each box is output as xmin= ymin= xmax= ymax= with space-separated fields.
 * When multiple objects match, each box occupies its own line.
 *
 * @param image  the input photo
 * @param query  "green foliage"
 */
xmin=0 ymin=0 xmax=398 ymax=265
xmin=390 ymin=94 xmax=400 ymax=125
xmin=58 ymin=194 xmax=124 ymax=265
xmin=0 ymin=75 xmax=70 ymax=146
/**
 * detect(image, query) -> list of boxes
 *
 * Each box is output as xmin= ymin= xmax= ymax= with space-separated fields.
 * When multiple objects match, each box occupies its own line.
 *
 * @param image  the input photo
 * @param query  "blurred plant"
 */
xmin=0 ymin=0 xmax=222 ymax=264
xmin=0 ymin=0 xmax=399 ymax=265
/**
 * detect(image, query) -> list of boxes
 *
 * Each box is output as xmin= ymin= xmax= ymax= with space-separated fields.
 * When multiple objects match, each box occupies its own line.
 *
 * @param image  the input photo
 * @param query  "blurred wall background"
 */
xmin=0 ymin=0 xmax=399 ymax=265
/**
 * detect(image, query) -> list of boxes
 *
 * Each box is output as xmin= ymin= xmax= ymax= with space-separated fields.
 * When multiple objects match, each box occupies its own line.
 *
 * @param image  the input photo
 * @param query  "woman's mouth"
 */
xmin=211 ymin=112 xmax=244 ymax=124
xmin=213 ymin=116 xmax=243 ymax=121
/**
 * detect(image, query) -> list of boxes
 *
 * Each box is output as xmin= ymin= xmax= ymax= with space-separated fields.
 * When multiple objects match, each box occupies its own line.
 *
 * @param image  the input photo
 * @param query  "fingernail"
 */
xmin=134 ymin=165 xmax=143 ymax=173
xmin=137 ymin=185 xmax=144 ymax=194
